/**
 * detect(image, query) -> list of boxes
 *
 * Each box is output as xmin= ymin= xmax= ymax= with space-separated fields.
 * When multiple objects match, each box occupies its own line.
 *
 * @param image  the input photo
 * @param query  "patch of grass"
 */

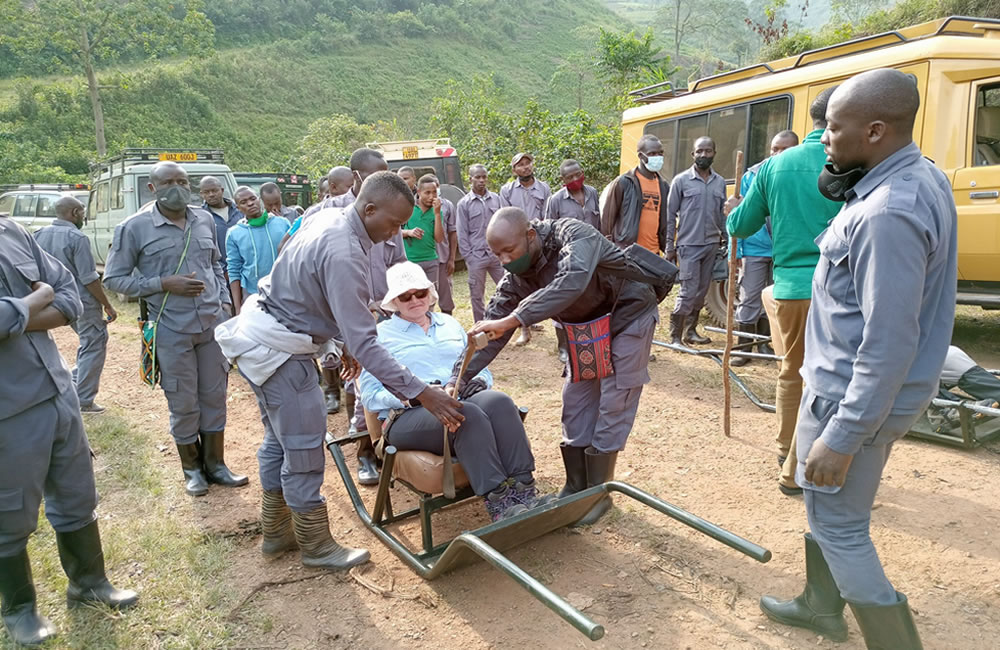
xmin=2 ymin=412 xmax=268 ymax=649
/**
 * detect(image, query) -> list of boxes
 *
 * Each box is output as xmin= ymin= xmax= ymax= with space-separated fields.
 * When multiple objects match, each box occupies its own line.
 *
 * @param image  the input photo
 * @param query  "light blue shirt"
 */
xmin=359 ymin=311 xmax=493 ymax=418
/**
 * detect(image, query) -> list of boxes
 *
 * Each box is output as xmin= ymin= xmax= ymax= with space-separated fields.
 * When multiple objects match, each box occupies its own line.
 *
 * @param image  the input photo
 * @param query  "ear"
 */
xmin=867 ymin=120 xmax=887 ymax=143
xmin=147 ymin=182 xmax=156 ymax=194
xmin=362 ymin=201 xmax=377 ymax=217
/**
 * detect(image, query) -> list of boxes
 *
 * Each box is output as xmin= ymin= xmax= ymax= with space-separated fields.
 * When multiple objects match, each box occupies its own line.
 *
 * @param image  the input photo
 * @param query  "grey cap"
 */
xmin=511 ymin=152 xmax=533 ymax=167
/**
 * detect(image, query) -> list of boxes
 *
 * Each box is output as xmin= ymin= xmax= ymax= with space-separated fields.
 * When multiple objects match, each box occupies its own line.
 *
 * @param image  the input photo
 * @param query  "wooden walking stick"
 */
xmin=723 ymin=151 xmax=744 ymax=438
xmin=441 ymin=331 xmax=490 ymax=499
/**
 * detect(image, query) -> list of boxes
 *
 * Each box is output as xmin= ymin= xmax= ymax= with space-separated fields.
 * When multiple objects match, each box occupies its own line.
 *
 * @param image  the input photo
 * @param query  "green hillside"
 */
xmin=0 ymin=0 xmax=623 ymax=183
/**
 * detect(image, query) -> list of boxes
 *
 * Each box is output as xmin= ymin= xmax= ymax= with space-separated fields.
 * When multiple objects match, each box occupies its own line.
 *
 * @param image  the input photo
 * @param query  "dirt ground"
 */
xmin=51 ymin=293 xmax=1000 ymax=650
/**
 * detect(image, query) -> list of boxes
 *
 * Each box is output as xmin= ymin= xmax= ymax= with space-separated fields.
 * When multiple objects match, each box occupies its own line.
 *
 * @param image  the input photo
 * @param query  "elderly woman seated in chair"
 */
xmin=359 ymin=262 xmax=550 ymax=522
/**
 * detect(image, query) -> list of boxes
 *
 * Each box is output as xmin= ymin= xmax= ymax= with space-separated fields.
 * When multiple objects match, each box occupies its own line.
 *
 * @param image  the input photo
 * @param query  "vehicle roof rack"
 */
xmin=89 ymin=148 xmax=226 ymax=178
xmin=630 ymin=16 xmax=1000 ymax=103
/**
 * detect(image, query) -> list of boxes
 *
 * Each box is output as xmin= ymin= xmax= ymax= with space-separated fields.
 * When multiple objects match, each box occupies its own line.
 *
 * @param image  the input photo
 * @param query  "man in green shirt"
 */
xmin=402 ymin=174 xmax=445 ymax=288
xmin=726 ymin=86 xmax=841 ymax=496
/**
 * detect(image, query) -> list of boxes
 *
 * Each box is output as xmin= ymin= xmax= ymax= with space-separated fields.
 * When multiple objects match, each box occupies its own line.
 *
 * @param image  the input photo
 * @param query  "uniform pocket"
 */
xmin=814 ymin=229 xmax=850 ymax=298
xmin=283 ymin=433 xmax=324 ymax=474
xmin=13 ymin=261 xmax=40 ymax=285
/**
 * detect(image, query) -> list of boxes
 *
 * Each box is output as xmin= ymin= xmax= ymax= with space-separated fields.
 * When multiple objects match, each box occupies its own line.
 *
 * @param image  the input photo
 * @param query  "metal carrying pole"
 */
xmin=723 ymin=151 xmax=745 ymax=437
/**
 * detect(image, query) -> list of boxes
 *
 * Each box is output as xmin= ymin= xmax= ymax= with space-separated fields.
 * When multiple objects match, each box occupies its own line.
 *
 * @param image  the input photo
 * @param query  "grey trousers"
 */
xmin=467 ymin=258 xmax=505 ymax=323
xmin=795 ymin=387 xmax=920 ymax=605
xmin=735 ymin=256 xmax=772 ymax=324
xmin=672 ymin=243 xmax=717 ymax=317
xmin=416 ymin=260 xmax=440 ymax=299
xmin=386 ymin=390 xmax=535 ymax=495
xmin=247 ymin=357 xmax=327 ymax=512
xmin=156 ymin=324 xmax=229 ymax=445
xmin=70 ymin=319 xmax=108 ymax=407
xmin=0 ymin=391 xmax=97 ymax=556
xmin=561 ymin=307 xmax=658 ymax=453
xmin=437 ymin=262 xmax=454 ymax=313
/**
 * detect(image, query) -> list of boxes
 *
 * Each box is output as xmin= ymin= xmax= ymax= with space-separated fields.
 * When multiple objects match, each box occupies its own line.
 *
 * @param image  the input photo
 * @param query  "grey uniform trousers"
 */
xmin=561 ymin=307 xmax=658 ymax=453
xmin=0 ymin=391 xmax=97 ymax=556
xmin=795 ymin=387 xmax=920 ymax=606
xmin=467 ymin=258 xmax=505 ymax=323
xmin=672 ymin=243 xmax=717 ymax=317
xmin=734 ymin=256 xmax=772 ymax=324
xmin=437 ymin=262 xmax=455 ymax=313
xmin=416 ymin=260 xmax=440 ymax=298
xmin=247 ymin=357 xmax=327 ymax=512
xmin=156 ymin=323 xmax=229 ymax=445
xmin=386 ymin=390 xmax=535 ymax=495
xmin=70 ymin=319 xmax=109 ymax=407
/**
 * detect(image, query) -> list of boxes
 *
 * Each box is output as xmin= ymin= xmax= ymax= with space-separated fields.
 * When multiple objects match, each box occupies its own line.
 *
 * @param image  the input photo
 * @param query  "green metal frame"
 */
xmin=325 ymin=433 xmax=771 ymax=641
xmin=906 ymin=398 xmax=1000 ymax=449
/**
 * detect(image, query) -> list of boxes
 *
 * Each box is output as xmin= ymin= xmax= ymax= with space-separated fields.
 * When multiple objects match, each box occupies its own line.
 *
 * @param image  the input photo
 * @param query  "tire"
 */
xmin=704 ymin=279 xmax=730 ymax=327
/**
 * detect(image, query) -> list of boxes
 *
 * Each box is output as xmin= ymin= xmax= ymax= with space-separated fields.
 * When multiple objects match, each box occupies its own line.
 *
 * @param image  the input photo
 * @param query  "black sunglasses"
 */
xmin=398 ymin=288 xmax=429 ymax=303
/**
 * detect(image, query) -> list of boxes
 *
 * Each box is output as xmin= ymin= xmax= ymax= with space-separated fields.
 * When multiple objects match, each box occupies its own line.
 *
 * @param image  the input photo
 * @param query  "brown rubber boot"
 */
xmin=291 ymin=504 xmax=370 ymax=571
xmin=260 ymin=490 xmax=298 ymax=557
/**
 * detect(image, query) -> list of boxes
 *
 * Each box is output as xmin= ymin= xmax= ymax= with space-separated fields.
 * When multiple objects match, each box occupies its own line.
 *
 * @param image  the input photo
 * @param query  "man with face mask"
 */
xmin=34 ymin=197 xmax=118 ymax=413
xmin=727 ymin=88 xmax=841 ymax=496
xmin=664 ymin=136 xmax=727 ymax=346
xmin=756 ymin=69 xmax=955 ymax=650
xmin=104 ymin=161 xmax=248 ymax=497
xmin=455 ymin=208 xmax=668 ymax=527
xmin=215 ymin=172 xmax=463 ymax=570
xmin=601 ymin=134 xmax=672 ymax=256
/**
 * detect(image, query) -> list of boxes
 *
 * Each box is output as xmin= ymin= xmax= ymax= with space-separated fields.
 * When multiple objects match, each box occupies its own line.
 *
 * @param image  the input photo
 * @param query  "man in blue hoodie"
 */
xmin=227 ymin=187 xmax=291 ymax=314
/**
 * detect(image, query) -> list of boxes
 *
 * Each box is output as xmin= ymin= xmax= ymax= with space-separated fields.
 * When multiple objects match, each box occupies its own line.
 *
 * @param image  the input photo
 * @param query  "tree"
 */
xmin=0 ymin=0 xmax=214 ymax=157
xmin=295 ymin=114 xmax=377 ymax=180
xmin=595 ymin=28 xmax=676 ymax=111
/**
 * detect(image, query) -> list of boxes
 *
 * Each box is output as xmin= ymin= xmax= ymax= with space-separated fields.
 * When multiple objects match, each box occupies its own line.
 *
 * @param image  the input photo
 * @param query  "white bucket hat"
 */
xmin=381 ymin=261 xmax=438 ymax=312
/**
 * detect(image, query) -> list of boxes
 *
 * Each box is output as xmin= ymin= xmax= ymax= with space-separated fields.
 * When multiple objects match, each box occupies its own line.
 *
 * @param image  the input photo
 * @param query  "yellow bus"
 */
xmin=620 ymin=16 xmax=1000 ymax=320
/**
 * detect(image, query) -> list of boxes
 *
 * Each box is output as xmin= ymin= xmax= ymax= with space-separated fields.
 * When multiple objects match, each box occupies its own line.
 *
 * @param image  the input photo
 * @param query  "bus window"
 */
xmin=677 ymin=113 xmax=709 ymax=176
xmin=707 ymin=105 xmax=748 ymax=181
xmin=747 ymin=98 xmax=792 ymax=169
xmin=644 ymin=119 xmax=677 ymax=180
xmin=974 ymin=83 xmax=1000 ymax=166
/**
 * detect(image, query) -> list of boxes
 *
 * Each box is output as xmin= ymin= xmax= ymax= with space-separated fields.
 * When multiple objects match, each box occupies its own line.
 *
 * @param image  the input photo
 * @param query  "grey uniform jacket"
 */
xmin=545 ymin=185 xmax=601 ymax=229
xmin=0 ymin=217 xmax=83 ymax=420
xmin=103 ymin=203 xmax=230 ymax=334
xmin=455 ymin=219 xmax=659 ymax=385
xmin=33 ymin=220 xmax=103 ymax=323
xmin=456 ymin=190 xmax=502 ymax=265
xmin=665 ymin=166 xmax=727 ymax=255
xmin=257 ymin=206 xmax=426 ymax=402
xmin=803 ymin=142 xmax=958 ymax=456
xmin=499 ymin=179 xmax=551 ymax=220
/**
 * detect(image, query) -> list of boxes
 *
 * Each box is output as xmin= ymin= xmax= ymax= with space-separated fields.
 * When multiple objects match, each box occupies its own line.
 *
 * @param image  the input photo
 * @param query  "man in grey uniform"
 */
xmin=104 ymin=161 xmax=248 ymax=497
xmin=545 ymin=159 xmax=600 ymax=229
xmin=260 ymin=182 xmax=301 ymax=221
xmin=499 ymin=152 xmax=551 ymax=220
xmin=432 ymin=176 xmax=459 ymax=315
xmin=0 ymin=217 xmax=137 ymax=646
xmin=232 ymin=172 xmax=462 ymax=569
xmin=665 ymin=136 xmax=727 ymax=345
xmin=456 ymin=164 xmax=505 ymax=323
xmin=760 ymin=69 xmax=956 ymax=650
xmin=34 ymin=196 xmax=118 ymax=412
xmin=459 ymin=208 xmax=667 ymax=527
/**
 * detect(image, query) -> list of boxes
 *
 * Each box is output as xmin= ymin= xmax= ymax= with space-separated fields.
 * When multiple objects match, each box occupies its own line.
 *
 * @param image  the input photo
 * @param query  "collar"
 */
xmin=347 ymin=204 xmax=373 ymax=255
xmin=686 ymin=165 xmax=721 ymax=183
xmin=559 ymin=185 xmax=595 ymax=200
xmin=389 ymin=311 xmax=446 ymax=332
xmin=151 ymin=203 xmax=191 ymax=228
xmin=847 ymin=142 xmax=922 ymax=201
xmin=804 ymin=129 xmax=825 ymax=142
xmin=51 ymin=219 xmax=77 ymax=229
xmin=416 ymin=203 xmax=435 ymax=214
xmin=469 ymin=189 xmax=492 ymax=201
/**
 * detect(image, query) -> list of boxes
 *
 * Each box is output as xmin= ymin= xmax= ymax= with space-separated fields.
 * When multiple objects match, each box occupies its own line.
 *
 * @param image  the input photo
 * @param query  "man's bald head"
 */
xmin=486 ymin=207 xmax=540 ymax=272
xmin=693 ymin=136 xmax=716 ymax=153
xmin=487 ymin=207 xmax=530 ymax=242
xmin=327 ymin=165 xmax=353 ymax=197
xmin=199 ymin=175 xmax=222 ymax=190
xmin=355 ymin=170 xmax=415 ymax=244
xmin=822 ymin=68 xmax=919 ymax=170
xmin=55 ymin=196 xmax=84 ymax=226
xmin=150 ymin=161 xmax=188 ymax=187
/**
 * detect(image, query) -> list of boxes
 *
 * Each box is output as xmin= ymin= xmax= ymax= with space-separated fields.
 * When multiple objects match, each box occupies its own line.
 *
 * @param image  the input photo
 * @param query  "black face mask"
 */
xmin=694 ymin=156 xmax=713 ymax=170
xmin=817 ymin=162 xmax=868 ymax=202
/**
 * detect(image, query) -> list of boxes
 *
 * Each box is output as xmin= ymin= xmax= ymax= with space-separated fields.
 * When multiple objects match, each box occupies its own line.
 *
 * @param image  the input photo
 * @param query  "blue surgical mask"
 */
xmin=644 ymin=155 xmax=664 ymax=173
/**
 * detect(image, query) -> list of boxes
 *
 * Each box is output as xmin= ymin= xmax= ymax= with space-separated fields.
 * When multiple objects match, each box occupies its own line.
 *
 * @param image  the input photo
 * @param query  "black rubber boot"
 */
xmin=573 ymin=448 xmax=618 ymax=527
xmin=291 ymin=504 xmax=370 ymax=571
xmin=260 ymin=490 xmax=298 ymax=557
xmin=201 ymin=431 xmax=249 ymax=488
xmin=176 ymin=442 xmax=209 ymax=496
xmin=557 ymin=444 xmax=588 ymax=498
xmin=56 ymin=521 xmax=139 ymax=611
xmin=356 ymin=436 xmax=379 ymax=486
xmin=757 ymin=315 xmax=775 ymax=356
xmin=683 ymin=310 xmax=712 ymax=345
xmin=730 ymin=321 xmax=756 ymax=367
xmin=323 ymin=368 xmax=341 ymax=414
xmin=669 ymin=312 xmax=685 ymax=345
xmin=759 ymin=534 xmax=848 ymax=642
xmin=0 ymin=550 xmax=56 ymax=646
xmin=555 ymin=326 xmax=569 ymax=365
xmin=849 ymin=592 xmax=923 ymax=650
xmin=344 ymin=391 xmax=356 ymax=426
